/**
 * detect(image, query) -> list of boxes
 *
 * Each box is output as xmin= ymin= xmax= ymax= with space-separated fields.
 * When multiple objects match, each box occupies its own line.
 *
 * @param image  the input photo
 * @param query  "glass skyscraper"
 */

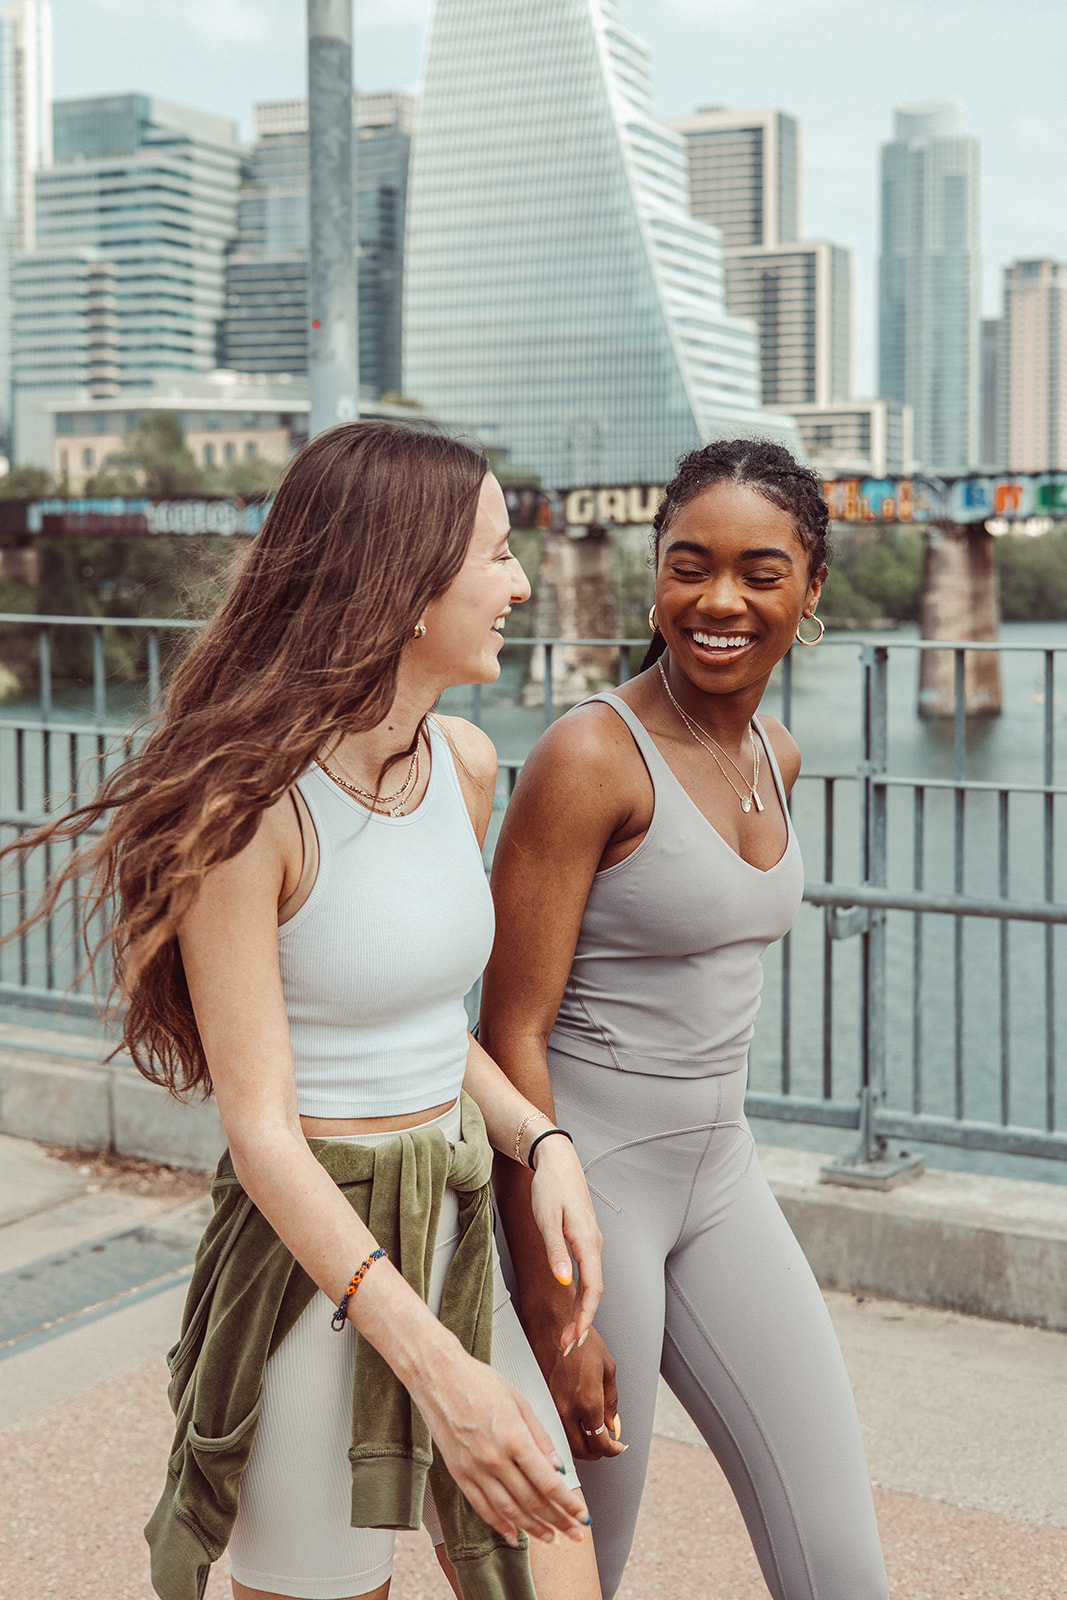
xmin=219 ymin=94 xmax=413 ymax=398
xmin=404 ymin=0 xmax=795 ymax=486
xmin=878 ymin=102 xmax=980 ymax=474
xmin=0 ymin=0 xmax=51 ymax=453
xmin=13 ymin=94 xmax=240 ymax=406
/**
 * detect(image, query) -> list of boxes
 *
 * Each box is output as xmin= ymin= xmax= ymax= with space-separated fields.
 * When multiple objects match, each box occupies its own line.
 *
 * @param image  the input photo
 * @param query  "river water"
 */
xmin=3 ymin=620 xmax=1065 ymax=1182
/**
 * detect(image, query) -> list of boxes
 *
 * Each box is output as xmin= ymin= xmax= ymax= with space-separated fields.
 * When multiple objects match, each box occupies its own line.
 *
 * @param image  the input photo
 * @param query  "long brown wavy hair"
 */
xmin=2 ymin=421 xmax=489 ymax=1098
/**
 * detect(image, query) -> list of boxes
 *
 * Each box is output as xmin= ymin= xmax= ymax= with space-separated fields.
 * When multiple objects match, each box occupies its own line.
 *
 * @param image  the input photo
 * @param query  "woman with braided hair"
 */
xmin=481 ymin=439 xmax=889 ymax=1599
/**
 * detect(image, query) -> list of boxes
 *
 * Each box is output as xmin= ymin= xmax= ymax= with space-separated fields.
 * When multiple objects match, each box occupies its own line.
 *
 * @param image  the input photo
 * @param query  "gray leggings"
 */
xmin=547 ymin=1046 xmax=889 ymax=1600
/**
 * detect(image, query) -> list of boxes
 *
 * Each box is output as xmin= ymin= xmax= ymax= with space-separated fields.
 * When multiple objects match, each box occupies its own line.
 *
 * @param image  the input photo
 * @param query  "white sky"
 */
xmin=52 ymin=0 xmax=1067 ymax=395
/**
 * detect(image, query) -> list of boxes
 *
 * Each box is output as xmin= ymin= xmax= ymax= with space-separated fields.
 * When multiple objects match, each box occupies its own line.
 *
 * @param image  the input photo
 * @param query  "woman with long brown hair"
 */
xmin=482 ymin=439 xmax=888 ymax=1600
xmin=6 ymin=421 xmax=601 ymax=1600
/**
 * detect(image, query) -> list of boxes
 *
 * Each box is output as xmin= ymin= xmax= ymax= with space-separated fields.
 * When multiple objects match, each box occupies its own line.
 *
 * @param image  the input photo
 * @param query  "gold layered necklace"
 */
xmin=658 ymin=659 xmax=764 ymax=815
xmin=319 ymin=740 xmax=421 ymax=817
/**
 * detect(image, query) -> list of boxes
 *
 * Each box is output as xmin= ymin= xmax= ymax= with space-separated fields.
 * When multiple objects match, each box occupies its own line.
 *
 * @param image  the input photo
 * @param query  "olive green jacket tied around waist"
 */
xmin=145 ymin=1090 xmax=536 ymax=1600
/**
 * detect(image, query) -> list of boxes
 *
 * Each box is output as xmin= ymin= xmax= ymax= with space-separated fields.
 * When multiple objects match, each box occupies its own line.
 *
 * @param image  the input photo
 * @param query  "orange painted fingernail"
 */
xmin=612 ymin=1413 xmax=621 ymax=1440
xmin=554 ymin=1266 xmax=573 ymax=1285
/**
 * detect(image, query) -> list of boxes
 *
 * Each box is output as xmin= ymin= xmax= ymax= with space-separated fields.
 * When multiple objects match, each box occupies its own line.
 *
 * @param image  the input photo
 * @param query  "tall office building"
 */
xmin=219 ymin=93 xmax=413 ymax=397
xmin=11 ymin=94 xmax=240 ymax=426
xmin=878 ymin=102 xmax=980 ymax=474
xmin=0 ymin=0 xmax=51 ymax=450
xmin=1000 ymin=258 xmax=1067 ymax=472
xmin=404 ymin=0 xmax=794 ymax=486
xmin=669 ymin=107 xmax=852 ymax=414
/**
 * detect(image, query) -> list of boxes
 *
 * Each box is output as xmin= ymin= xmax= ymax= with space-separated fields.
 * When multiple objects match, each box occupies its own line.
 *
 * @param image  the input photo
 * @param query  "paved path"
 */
xmin=1 ymin=1134 xmax=1065 ymax=1600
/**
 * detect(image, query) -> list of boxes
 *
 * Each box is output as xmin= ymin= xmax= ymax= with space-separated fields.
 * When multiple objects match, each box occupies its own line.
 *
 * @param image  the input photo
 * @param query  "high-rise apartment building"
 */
xmin=878 ymin=102 xmax=980 ymax=474
xmin=789 ymin=398 xmax=913 ymax=478
xmin=980 ymin=315 xmax=1002 ymax=469
xmin=0 ymin=0 xmax=51 ymax=450
xmin=1000 ymin=258 xmax=1067 ymax=473
xmin=667 ymin=107 xmax=798 ymax=249
xmin=669 ymin=107 xmax=852 ymax=415
xmin=219 ymin=93 xmax=413 ymax=398
xmin=404 ymin=0 xmax=794 ymax=486
xmin=723 ymin=243 xmax=851 ymax=409
xmin=11 ymin=94 xmax=240 ymax=430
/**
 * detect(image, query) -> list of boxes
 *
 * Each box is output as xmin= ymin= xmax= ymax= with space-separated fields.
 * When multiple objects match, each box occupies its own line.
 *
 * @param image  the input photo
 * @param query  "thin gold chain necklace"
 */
xmin=658 ymin=659 xmax=764 ymax=815
xmin=319 ymin=742 xmax=420 ymax=817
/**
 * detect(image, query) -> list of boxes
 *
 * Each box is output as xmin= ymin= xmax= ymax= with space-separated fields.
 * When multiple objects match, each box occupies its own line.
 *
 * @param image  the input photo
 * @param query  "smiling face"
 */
xmin=416 ymin=473 xmax=531 ymax=689
xmin=655 ymin=480 xmax=824 ymax=702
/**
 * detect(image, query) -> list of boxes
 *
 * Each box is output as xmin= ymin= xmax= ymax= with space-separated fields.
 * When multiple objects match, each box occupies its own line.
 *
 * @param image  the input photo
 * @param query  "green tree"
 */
xmin=0 ymin=464 xmax=53 ymax=499
xmin=996 ymin=529 xmax=1067 ymax=620
xmin=203 ymin=451 xmax=282 ymax=499
xmin=83 ymin=411 xmax=207 ymax=497
xmin=820 ymin=524 xmax=924 ymax=624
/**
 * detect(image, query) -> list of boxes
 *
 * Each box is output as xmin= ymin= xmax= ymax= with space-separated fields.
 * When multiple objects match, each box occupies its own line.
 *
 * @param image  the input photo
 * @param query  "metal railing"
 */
xmin=1 ymin=614 xmax=1065 ymax=1169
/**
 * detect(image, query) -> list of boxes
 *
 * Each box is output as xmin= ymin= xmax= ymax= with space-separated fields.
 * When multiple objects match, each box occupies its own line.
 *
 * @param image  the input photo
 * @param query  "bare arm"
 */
xmin=481 ymin=708 xmax=644 ymax=1460
xmin=441 ymin=713 xmax=605 ymax=1347
xmin=177 ymin=792 xmax=590 ymax=1547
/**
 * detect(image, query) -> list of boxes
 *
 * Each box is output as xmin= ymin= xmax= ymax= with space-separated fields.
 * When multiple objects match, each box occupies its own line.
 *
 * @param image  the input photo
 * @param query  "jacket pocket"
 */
xmin=171 ymin=1396 xmax=264 ymax=1555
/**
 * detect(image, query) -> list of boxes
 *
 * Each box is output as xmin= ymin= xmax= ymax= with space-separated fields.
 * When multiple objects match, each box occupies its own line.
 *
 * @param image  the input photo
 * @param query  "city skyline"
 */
xmin=49 ymin=0 xmax=1067 ymax=398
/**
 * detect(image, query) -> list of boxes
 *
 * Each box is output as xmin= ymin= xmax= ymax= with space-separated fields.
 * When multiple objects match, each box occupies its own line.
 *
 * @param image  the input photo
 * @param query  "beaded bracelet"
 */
xmin=330 ymin=1247 xmax=388 ymax=1331
xmin=527 ymin=1127 xmax=574 ymax=1171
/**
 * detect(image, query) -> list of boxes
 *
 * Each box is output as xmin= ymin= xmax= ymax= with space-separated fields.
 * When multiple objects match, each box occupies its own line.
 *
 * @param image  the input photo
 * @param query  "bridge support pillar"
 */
xmin=918 ymin=521 xmax=1001 ymax=717
xmin=523 ymin=530 xmax=620 ymax=706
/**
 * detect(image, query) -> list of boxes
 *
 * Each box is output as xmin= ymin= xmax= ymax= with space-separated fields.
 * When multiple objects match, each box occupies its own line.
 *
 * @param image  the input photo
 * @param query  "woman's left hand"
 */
xmin=527 ymin=1134 xmax=603 ymax=1351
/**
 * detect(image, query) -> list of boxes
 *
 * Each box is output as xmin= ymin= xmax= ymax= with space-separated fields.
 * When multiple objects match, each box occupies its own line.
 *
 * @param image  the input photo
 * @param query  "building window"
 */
xmin=245 ymin=442 xmax=257 ymax=459
xmin=83 ymin=448 xmax=94 ymax=468
xmin=224 ymin=441 xmax=235 ymax=462
xmin=203 ymin=444 xmax=215 ymax=466
xmin=60 ymin=450 xmax=69 ymax=474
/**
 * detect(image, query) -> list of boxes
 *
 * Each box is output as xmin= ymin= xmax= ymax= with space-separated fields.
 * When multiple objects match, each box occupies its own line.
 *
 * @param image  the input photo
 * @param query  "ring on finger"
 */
xmin=582 ymin=1424 xmax=607 ymax=1437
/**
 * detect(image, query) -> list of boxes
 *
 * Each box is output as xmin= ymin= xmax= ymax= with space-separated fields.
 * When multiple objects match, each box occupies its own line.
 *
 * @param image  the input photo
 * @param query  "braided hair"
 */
xmin=643 ymin=438 xmax=831 ymax=669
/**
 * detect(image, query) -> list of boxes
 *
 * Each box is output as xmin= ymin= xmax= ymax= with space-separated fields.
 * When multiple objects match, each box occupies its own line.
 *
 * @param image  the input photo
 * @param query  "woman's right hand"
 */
xmin=523 ymin=1313 xmax=626 ymax=1465
xmin=406 ymin=1334 xmax=593 ymax=1548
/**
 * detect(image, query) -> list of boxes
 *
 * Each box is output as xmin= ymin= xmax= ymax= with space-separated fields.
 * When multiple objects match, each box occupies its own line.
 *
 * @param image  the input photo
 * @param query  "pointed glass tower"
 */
xmin=404 ymin=0 xmax=797 ymax=484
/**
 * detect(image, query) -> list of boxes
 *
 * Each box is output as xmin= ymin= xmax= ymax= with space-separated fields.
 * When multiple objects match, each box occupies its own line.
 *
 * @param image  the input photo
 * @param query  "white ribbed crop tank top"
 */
xmin=279 ymin=717 xmax=494 ymax=1117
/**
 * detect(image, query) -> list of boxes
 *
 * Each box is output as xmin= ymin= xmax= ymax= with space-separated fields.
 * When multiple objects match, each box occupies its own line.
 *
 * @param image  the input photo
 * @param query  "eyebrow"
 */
xmin=665 ymin=539 xmax=795 ymax=566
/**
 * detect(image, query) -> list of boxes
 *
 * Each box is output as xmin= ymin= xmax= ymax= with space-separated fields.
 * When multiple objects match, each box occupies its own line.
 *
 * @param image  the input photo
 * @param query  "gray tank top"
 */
xmin=549 ymin=692 xmax=805 ymax=1077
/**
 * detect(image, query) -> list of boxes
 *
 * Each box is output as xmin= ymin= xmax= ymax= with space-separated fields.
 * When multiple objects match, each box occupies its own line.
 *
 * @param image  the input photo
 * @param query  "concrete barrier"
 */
xmin=2 ymin=1024 xmax=1065 ymax=1331
xmin=0 ymin=1024 xmax=224 ymax=1172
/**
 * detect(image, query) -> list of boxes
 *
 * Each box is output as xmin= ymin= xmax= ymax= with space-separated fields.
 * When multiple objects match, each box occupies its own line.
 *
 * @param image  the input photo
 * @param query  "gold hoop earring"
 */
xmin=413 ymin=620 xmax=427 ymax=640
xmin=795 ymin=614 xmax=825 ymax=646
xmin=648 ymin=605 xmax=660 ymax=634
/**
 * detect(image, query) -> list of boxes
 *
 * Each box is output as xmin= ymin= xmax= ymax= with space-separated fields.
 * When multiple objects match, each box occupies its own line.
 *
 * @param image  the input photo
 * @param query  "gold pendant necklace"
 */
xmin=319 ymin=742 xmax=420 ymax=816
xmin=658 ymin=659 xmax=763 ymax=815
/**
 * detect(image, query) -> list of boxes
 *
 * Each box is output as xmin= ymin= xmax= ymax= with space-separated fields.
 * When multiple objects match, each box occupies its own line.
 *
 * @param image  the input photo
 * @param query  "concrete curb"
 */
xmin=3 ymin=1027 xmax=1066 ymax=1331
xmin=760 ymin=1146 xmax=1067 ymax=1334
xmin=0 ymin=1026 xmax=223 ymax=1172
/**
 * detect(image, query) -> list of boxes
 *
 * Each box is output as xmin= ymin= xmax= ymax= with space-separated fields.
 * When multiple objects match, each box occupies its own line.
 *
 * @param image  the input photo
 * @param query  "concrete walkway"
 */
xmin=1 ymin=1133 xmax=1066 ymax=1599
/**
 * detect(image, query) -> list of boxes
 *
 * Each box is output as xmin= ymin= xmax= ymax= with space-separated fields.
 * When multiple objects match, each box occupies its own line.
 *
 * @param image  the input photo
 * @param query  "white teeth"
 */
xmin=692 ymin=631 xmax=751 ymax=649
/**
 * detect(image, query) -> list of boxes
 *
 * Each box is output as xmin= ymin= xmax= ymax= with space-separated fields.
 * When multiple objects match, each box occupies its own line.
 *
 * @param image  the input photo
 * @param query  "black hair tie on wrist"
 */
xmin=528 ymin=1127 xmax=574 ymax=1170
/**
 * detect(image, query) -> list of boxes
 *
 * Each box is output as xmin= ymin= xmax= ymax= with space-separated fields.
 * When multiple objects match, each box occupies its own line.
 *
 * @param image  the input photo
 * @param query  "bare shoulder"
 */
xmin=755 ymin=713 xmax=802 ymax=794
xmin=433 ymin=713 xmax=498 ymax=787
xmin=433 ymin=714 xmax=498 ymax=845
xmin=520 ymin=697 xmax=645 ymax=791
